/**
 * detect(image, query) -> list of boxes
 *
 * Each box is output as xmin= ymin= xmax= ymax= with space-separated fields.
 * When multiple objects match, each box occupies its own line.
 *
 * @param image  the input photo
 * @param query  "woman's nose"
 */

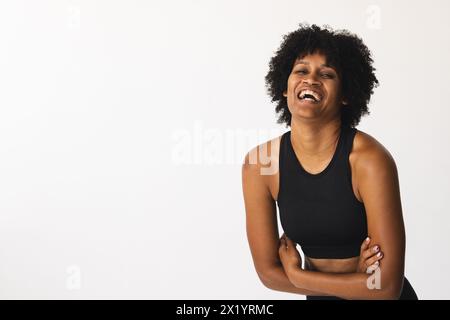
xmin=302 ymin=77 xmax=320 ymax=86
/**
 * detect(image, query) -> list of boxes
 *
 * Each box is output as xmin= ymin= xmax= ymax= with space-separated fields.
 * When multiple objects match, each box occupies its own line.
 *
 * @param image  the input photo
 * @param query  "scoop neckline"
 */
xmin=287 ymin=127 xmax=344 ymax=178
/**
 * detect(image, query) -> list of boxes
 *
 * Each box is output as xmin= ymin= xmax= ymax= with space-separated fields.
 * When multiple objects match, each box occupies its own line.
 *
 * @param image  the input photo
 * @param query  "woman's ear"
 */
xmin=283 ymin=90 xmax=287 ymax=97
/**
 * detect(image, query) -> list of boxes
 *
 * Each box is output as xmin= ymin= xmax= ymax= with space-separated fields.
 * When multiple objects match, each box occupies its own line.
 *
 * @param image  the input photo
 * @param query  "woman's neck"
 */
xmin=290 ymin=118 xmax=342 ymax=157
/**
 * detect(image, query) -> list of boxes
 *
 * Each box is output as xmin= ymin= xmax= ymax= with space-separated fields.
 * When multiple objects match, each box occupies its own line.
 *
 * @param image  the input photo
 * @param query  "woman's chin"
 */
xmin=290 ymin=103 xmax=321 ymax=117
xmin=297 ymin=98 xmax=322 ymax=107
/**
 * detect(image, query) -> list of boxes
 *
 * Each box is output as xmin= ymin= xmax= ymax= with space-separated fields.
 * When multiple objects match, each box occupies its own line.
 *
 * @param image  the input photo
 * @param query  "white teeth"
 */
xmin=299 ymin=89 xmax=322 ymax=102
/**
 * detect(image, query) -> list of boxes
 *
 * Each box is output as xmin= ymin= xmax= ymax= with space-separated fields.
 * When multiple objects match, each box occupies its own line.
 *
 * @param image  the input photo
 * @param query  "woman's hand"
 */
xmin=357 ymin=237 xmax=384 ymax=273
xmin=278 ymin=233 xmax=302 ymax=276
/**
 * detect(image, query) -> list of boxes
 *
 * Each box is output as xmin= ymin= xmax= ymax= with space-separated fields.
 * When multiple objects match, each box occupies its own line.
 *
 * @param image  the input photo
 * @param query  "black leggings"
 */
xmin=306 ymin=277 xmax=418 ymax=300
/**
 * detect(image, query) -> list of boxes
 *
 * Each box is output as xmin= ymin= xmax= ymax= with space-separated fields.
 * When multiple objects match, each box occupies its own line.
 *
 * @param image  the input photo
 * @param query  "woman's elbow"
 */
xmin=256 ymin=264 xmax=285 ymax=290
xmin=257 ymin=268 xmax=276 ymax=289
xmin=378 ymin=280 xmax=403 ymax=300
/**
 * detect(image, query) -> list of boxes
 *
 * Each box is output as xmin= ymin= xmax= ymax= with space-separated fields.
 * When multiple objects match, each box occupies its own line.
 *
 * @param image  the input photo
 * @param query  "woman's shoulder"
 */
xmin=242 ymin=134 xmax=284 ymax=170
xmin=352 ymin=128 xmax=397 ymax=174
xmin=242 ymin=134 xmax=284 ymax=200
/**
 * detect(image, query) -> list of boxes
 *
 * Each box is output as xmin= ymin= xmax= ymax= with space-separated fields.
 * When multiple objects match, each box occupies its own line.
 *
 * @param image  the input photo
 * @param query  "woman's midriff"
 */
xmin=305 ymin=256 xmax=359 ymax=273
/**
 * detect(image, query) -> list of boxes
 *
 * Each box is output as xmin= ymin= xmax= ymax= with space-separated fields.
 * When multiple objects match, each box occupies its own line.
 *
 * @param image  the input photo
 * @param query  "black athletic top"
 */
xmin=277 ymin=125 xmax=368 ymax=259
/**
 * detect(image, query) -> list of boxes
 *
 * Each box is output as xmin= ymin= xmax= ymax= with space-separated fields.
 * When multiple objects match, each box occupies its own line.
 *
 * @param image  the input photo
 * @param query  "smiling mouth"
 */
xmin=297 ymin=89 xmax=323 ymax=103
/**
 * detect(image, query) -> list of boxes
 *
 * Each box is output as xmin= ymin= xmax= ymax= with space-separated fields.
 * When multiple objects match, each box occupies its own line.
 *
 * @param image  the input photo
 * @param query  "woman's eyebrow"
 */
xmin=295 ymin=60 xmax=309 ymax=65
xmin=295 ymin=61 xmax=334 ymax=69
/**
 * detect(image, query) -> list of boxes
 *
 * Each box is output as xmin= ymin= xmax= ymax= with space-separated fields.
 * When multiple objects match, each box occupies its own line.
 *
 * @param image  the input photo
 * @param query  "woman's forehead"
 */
xmin=294 ymin=53 xmax=336 ymax=69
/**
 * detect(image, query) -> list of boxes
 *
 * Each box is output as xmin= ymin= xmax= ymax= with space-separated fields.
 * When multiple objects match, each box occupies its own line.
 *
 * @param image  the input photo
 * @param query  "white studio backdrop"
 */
xmin=0 ymin=0 xmax=449 ymax=299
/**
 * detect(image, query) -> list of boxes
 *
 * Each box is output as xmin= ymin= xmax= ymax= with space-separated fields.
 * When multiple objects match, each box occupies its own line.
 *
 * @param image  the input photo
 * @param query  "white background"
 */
xmin=0 ymin=0 xmax=449 ymax=299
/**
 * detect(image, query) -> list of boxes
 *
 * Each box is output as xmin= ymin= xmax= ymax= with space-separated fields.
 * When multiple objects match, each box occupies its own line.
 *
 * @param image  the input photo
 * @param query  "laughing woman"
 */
xmin=241 ymin=24 xmax=418 ymax=300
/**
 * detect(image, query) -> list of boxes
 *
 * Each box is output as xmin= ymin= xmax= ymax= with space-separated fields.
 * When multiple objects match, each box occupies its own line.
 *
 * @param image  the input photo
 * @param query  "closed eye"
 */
xmin=321 ymin=73 xmax=334 ymax=79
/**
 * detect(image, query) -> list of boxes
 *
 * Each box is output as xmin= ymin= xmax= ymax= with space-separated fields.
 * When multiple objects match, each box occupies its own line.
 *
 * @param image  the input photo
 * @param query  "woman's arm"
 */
xmin=281 ymin=140 xmax=406 ymax=300
xmin=242 ymin=141 xmax=328 ymax=296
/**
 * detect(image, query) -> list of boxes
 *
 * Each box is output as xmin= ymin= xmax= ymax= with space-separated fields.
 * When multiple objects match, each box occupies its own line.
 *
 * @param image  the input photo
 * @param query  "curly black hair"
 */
xmin=265 ymin=23 xmax=379 ymax=128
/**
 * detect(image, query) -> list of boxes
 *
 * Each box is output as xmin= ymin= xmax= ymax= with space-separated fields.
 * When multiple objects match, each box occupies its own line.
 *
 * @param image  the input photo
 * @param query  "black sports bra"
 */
xmin=277 ymin=126 xmax=368 ymax=259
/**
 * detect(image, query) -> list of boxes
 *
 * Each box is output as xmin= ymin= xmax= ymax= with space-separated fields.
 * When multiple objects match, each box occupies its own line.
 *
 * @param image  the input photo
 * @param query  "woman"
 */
xmin=242 ymin=24 xmax=418 ymax=300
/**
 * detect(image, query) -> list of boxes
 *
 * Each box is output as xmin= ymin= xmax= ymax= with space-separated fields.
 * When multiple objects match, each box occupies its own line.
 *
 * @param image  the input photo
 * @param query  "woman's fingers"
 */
xmin=357 ymin=237 xmax=383 ymax=273
xmin=284 ymin=236 xmax=295 ymax=248
xmin=360 ymin=236 xmax=371 ymax=253
xmin=365 ymin=251 xmax=384 ymax=268
xmin=278 ymin=241 xmax=284 ymax=255
xmin=362 ymin=244 xmax=381 ymax=259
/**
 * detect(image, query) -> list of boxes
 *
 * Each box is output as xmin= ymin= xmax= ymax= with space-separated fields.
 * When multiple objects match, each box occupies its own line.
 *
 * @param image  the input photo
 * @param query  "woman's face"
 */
xmin=283 ymin=52 xmax=344 ymax=123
